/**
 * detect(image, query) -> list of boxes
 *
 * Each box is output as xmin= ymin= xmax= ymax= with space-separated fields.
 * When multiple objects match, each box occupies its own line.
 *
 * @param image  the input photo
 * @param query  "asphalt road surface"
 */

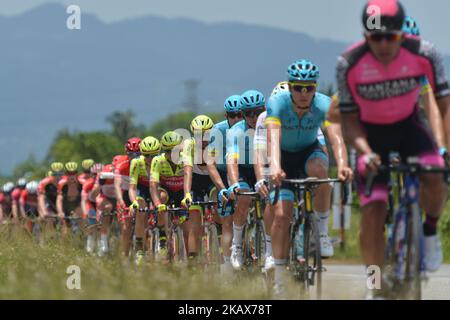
xmin=319 ymin=264 xmax=450 ymax=299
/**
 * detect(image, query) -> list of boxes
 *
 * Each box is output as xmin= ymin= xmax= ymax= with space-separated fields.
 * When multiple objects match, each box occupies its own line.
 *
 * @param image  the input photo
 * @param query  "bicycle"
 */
xmin=191 ymin=200 xmax=221 ymax=269
xmin=234 ymin=191 xmax=266 ymax=273
xmin=166 ymin=206 xmax=188 ymax=263
xmin=365 ymin=157 xmax=449 ymax=300
xmin=275 ymin=177 xmax=343 ymax=299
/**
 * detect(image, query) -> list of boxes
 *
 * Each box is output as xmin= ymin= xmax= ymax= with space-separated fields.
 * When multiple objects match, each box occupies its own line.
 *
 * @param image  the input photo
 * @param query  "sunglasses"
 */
xmin=127 ymin=151 xmax=141 ymax=158
xmin=142 ymin=153 xmax=155 ymax=158
xmin=289 ymin=82 xmax=317 ymax=93
xmin=243 ymin=108 xmax=264 ymax=118
xmin=367 ymin=32 xmax=402 ymax=43
xmin=226 ymin=112 xmax=243 ymax=119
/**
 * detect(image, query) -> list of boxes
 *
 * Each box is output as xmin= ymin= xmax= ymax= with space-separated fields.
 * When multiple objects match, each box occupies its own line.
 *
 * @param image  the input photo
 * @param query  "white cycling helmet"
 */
xmin=271 ymin=81 xmax=289 ymax=97
xmin=26 ymin=181 xmax=39 ymax=194
xmin=2 ymin=182 xmax=14 ymax=193
xmin=17 ymin=178 xmax=27 ymax=188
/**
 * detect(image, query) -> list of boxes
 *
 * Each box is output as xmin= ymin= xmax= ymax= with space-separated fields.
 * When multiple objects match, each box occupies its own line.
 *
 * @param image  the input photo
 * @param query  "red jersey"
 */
xmin=81 ymin=177 xmax=97 ymax=203
xmin=11 ymin=187 xmax=22 ymax=205
xmin=19 ymin=189 xmax=38 ymax=207
xmin=0 ymin=192 xmax=12 ymax=214
xmin=78 ymin=173 xmax=91 ymax=185
xmin=96 ymin=164 xmax=116 ymax=198
xmin=114 ymin=157 xmax=131 ymax=191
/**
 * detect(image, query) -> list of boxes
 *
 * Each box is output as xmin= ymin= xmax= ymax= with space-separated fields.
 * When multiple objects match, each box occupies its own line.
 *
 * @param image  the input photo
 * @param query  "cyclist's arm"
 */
xmin=323 ymin=122 xmax=349 ymax=169
xmin=56 ymin=194 xmax=64 ymax=216
xmin=422 ymin=90 xmax=446 ymax=149
xmin=0 ymin=206 xmax=3 ymax=221
xmin=11 ymin=201 xmax=19 ymax=221
xmin=437 ymin=95 xmax=450 ymax=150
xmin=326 ymin=94 xmax=341 ymax=124
xmin=150 ymin=181 xmax=162 ymax=206
xmin=128 ymin=184 xmax=137 ymax=203
xmin=81 ymin=193 xmax=88 ymax=218
xmin=183 ymin=165 xmax=193 ymax=196
xmin=37 ymin=193 xmax=46 ymax=218
xmin=91 ymin=182 xmax=100 ymax=199
xmin=114 ymin=175 xmax=124 ymax=206
xmin=207 ymin=163 xmax=226 ymax=191
xmin=340 ymin=113 xmax=373 ymax=155
xmin=19 ymin=200 xmax=26 ymax=219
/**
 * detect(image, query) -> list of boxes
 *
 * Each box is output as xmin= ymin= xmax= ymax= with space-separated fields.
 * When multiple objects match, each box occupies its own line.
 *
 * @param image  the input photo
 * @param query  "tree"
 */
xmin=106 ymin=109 xmax=139 ymax=143
xmin=46 ymin=129 xmax=122 ymax=165
xmin=12 ymin=154 xmax=47 ymax=180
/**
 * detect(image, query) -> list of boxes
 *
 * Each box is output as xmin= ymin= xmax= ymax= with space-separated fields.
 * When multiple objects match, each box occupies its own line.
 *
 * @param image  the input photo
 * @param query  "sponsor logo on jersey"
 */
xmin=357 ymin=76 xmax=422 ymax=101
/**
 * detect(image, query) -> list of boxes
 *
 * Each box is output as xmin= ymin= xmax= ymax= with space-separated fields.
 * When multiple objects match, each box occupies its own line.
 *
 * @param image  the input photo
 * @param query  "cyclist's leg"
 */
xmin=85 ymin=201 xmax=97 ymax=253
xmin=403 ymin=119 xmax=448 ymax=271
xmin=230 ymin=167 xmax=253 ymax=269
xmin=119 ymin=190 xmax=132 ymax=256
xmin=134 ymin=185 xmax=149 ymax=254
xmin=263 ymin=204 xmax=274 ymax=259
xmin=304 ymin=142 xmax=333 ymax=256
xmin=216 ymin=169 xmax=234 ymax=266
xmin=96 ymin=194 xmax=113 ymax=254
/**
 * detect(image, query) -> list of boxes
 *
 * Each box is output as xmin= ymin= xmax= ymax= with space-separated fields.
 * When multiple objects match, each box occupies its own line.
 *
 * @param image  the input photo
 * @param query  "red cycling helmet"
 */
xmin=126 ymin=137 xmax=141 ymax=153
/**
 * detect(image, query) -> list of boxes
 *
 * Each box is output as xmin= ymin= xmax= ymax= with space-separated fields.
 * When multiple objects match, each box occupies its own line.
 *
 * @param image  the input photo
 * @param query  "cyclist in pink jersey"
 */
xmin=337 ymin=0 xmax=449 ymax=291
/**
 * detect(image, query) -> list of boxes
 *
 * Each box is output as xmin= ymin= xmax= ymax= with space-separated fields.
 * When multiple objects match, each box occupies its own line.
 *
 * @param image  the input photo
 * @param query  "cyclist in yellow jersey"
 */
xmin=150 ymin=131 xmax=186 ymax=254
xmin=181 ymin=115 xmax=217 ymax=263
xmin=129 ymin=136 xmax=160 ymax=265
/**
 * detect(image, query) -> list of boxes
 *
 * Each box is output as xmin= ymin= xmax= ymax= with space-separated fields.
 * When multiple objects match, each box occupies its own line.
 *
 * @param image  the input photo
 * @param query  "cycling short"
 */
xmin=24 ymin=204 xmax=39 ymax=218
xmin=137 ymin=184 xmax=151 ymax=204
xmin=63 ymin=198 xmax=81 ymax=215
xmin=96 ymin=193 xmax=117 ymax=208
xmin=357 ymin=111 xmax=444 ymax=206
xmin=191 ymin=173 xmax=215 ymax=201
xmin=237 ymin=166 xmax=256 ymax=190
xmin=159 ymin=188 xmax=184 ymax=207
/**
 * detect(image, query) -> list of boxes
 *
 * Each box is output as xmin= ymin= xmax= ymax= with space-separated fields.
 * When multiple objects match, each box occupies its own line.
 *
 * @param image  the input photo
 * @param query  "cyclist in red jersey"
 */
xmin=114 ymin=137 xmax=141 ymax=256
xmin=56 ymin=162 xmax=83 ymax=236
xmin=0 ymin=182 xmax=15 ymax=222
xmin=90 ymin=164 xmax=116 ymax=256
xmin=20 ymin=181 xmax=39 ymax=233
xmin=11 ymin=178 xmax=27 ymax=223
xmin=38 ymin=162 xmax=65 ymax=233
xmin=78 ymin=159 xmax=94 ymax=185
xmin=81 ymin=163 xmax=103 ymax=254
xmin=337 ymin=0 xmax=449 ymax=296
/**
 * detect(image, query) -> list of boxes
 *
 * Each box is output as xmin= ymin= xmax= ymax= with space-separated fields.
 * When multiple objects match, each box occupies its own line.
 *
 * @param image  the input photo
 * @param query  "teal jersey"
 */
xmin=208 ymin=120 xmax=229 ymax=172
xmin=226 ymin=120 xmax=254 ymax=168
xmin=266 ymin=91 xmax=331 ymax=152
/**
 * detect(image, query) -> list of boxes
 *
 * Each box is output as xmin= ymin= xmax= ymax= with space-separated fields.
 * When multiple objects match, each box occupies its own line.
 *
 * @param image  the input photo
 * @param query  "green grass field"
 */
xmin=0 ymin=202 xmax=449 ymax=299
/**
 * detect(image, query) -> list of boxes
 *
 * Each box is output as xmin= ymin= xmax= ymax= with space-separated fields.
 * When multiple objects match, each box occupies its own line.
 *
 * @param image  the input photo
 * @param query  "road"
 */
xmin=319 ymin=264 xmax=450 ymax=299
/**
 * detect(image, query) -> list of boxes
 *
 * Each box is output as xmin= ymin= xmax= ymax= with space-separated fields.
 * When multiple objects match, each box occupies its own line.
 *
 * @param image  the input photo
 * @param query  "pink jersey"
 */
xmin=337 ymin=37 xmax=450 ymax=124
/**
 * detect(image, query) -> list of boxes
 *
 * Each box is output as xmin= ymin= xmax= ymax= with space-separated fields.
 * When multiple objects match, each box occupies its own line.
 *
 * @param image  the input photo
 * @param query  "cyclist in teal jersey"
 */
xmin=266 ymin=59 xmax=352 ymax=295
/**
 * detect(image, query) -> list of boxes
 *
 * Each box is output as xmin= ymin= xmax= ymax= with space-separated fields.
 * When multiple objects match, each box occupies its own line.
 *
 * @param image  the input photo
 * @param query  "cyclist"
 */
xmin=336 ymin=0 xmax=449 ymax=297
xmin=182 ymin=115 xmax=217 ymax=264
xmin=81 ymin=163 xmax=103 ymax=253
xmin=56 ymin=162 xmax=83 ymax=235
xmin=207 ymin=95 xmax=243 ymax=273
xmin=38 ymin=162 xmax=65 ymax=233
xmin=114 ymin=137 xmax=141 ymax=256
xmin=129 ymin=136 xmax=161 ymax=265
xmin=11 ymin=178 xmax=27 ymax=223
xmin=91 ymin=163 xmax=116 ymax=256
xmin=79 ymin=159 xmax=94 ymax=185
xmin=20 ymin=181 xmax=39 ymax=233
xmin=0 ymin=182 xmax=15 ymax=222
xmin=266 ymin=59 xmax=352 ymax=295
xmin=150 ymin=131 xmax=185 ymax=258
xmin=226 ymin=90 xmax=266 ymax=270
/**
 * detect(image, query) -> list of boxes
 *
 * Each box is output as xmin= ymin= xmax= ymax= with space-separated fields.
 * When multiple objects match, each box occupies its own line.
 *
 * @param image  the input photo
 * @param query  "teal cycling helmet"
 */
xmin=224 ymin=95 xmax=242 ymax=112
xmin=287 ymin=59 xmax=320 ymax=82
xmin=240 ymin=90 xmax=265 ymax=110
xmin=402 ymin=16 xmax=420 ymax=36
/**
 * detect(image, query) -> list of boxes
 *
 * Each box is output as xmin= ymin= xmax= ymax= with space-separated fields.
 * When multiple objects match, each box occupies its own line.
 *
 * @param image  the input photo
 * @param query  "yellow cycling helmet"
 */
xmin=81 ymin=159 xmax=94 ymax=171
xmin=50 ymin=162 xmax=64 ymax=173
xmin=190 ymin=115 xmax=214 ymax=133
xmin=161 ymin=131 xmax=182 ymax=150
xmin=140 ymin=136 xmax=160 ymax=155
xmin=65 ymin=161 xmax=78 ymax=173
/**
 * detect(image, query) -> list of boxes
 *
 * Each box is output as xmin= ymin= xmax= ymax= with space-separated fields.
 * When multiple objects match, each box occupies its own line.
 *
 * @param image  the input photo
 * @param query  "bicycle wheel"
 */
xmin=254 ymin=220 xmax=266 ymax=269
xmin=170 ymin=227 xmax=186 ymax=263
xmin=405 ymin=203 xmax=422 ymax=300
xmin=150 ymin=228 xmax=160 ymax=261
xmin=207 ymin=224 xmax=221 ymax=266
xmin=242 ymin=222 xmax=255 ymax=269
xmin=304 ymin=214 xmax=322 ymax=299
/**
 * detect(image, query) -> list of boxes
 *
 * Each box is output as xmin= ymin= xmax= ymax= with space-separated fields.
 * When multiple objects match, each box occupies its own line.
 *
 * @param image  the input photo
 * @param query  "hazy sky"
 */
xmin=1 ymin=0 xmax=449 ymax=53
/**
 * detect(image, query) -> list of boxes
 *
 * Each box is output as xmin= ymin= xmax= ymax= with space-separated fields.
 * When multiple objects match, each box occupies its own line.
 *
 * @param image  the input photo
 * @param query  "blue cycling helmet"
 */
xmin=240 ymin=90 xmax=265 ymax=110
xmin=287 ymin=59 xmax=320 ymax=82
xmin=402 ymin=16 xmax=420 ymax=36
xmin=224 ymin=95 xmax=242 ymax=112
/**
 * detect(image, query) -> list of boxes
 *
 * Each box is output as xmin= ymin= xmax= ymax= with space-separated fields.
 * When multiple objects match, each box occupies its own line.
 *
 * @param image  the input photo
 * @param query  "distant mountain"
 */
xmin=1 ymin=3 xmax=449 ymax=174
